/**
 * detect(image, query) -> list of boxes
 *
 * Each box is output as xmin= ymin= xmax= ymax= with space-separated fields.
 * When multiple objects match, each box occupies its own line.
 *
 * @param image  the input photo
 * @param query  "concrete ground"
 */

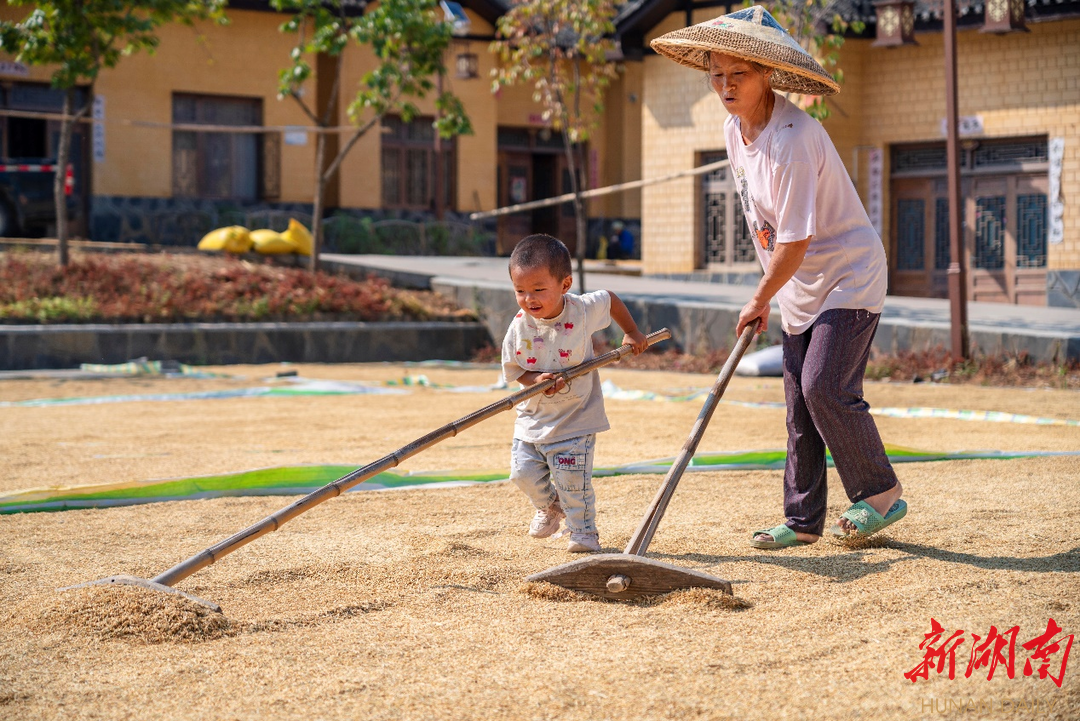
xmin=323 ymin=254 xmax=1080 ymax=362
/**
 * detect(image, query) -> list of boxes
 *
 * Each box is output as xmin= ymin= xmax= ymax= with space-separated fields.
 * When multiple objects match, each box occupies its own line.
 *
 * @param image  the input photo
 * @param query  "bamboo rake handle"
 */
xmin=152 ymin=328 xmax=672 ymax=588
xmin=623 ymin=320 xmax=760 ymax=557
xmin=468 ymin=159 xmax=730 ymax=221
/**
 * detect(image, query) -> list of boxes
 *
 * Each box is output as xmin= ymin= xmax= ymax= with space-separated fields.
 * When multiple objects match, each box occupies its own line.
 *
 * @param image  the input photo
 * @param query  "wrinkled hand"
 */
xmin=623 ymin=329 xmax=648 ymax=355
xmin=537 ymin=372 xmax=566 ymax=396
xmin=737 ymin=301 xmax=770 ymax=337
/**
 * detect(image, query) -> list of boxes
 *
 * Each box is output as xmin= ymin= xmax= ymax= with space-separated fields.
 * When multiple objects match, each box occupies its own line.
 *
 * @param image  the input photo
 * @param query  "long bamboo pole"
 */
xmin=467 ymin=158 xmax=731 ymax=220
xmin=152 ymin=328 xmax=672 ymax=588
xmin=0 ymin=109 xmax=370 ymax=135
xmin=623 ymin=321 xmax=758 ymax=557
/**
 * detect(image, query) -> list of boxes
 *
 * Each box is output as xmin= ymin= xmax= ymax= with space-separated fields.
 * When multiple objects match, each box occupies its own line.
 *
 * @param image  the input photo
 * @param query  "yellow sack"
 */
xmin=197 ymin=226 xmax=252 ymax=254
xmin=280 ymin=218 xmax=314 ymax=256
xmin=250 ymin=228 xmax=299 ymax=255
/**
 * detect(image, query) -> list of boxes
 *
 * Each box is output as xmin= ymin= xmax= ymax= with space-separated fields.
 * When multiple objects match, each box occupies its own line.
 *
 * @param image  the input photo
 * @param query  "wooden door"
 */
xmin=968 ymin=174 xmax=1048 ymax=304
xmin=889 ymin=178 xmax=938 ymax=298
xmin=968 ymin=176 xmax=1010 ymax=302
xmin=497 ymin=151 xmax=532 ymax=255
xmin=891 ymin=173 xmax=1048 ymax=304
xmin=1009 ymin=174 xmax=1049 ymax=305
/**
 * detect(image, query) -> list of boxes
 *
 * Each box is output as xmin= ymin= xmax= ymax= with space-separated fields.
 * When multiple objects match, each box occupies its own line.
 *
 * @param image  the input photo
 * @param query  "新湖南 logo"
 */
xmin=905 ymin=618 xmax=1073 ymax=687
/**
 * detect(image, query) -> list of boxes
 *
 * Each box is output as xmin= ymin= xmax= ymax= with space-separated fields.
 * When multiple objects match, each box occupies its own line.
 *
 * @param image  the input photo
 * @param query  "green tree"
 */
xmin=750 ymin=0 xmax=863 ymax=121
xmin=491 ymin=0 xmax=619 ymax=292
xmin=0 ymin=1 xmax=226 ymax=267
xmin=272 ymin=0 xmax=472 ymax=272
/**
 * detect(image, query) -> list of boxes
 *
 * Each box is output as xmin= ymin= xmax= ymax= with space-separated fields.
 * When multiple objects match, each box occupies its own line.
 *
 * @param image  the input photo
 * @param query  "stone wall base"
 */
xmin=0 ymin=321 xmax=493 ymax=370
xmin=432 ymin=279 xmax=1080 ymax=364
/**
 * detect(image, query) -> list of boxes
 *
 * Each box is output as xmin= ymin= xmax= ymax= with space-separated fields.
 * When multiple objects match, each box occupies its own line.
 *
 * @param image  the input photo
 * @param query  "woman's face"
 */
xmin=708 ymin=52 xmax=773 ymax=118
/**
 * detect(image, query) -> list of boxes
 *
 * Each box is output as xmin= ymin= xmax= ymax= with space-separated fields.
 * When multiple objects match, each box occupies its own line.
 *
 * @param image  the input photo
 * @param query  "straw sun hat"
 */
xmin=650 ymin=5 xmax=840 ymax=97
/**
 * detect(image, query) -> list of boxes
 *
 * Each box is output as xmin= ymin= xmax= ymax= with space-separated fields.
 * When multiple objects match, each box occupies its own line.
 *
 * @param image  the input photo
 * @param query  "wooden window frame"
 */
xmin=380 ymin=115 xmax=456 ymax=213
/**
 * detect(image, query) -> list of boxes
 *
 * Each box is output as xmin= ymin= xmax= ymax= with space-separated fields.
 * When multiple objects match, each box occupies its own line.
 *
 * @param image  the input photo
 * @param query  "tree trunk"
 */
xmin=311 ymin=129 xmax=327 ymax=275
xmin=562 ymin=133 xmax=587 ymax=293
xmin=54 ymin=88 xmax=76 ymax=268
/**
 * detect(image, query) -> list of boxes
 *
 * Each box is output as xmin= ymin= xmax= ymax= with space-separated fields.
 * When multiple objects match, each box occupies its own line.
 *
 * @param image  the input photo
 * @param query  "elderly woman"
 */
xmin=652 ymin=6 xmax=906 ymax=548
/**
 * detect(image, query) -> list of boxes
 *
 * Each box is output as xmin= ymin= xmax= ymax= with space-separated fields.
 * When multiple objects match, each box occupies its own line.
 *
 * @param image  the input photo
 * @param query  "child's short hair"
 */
xmin=509 ymin=234 xmax=572 ymax=280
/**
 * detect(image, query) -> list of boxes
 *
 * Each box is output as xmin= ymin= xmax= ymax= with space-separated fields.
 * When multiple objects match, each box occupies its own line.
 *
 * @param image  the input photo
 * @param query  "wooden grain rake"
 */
xmin=60 ymin=329 xmax=673 ymax=612
xmin=527 ymin=320 xmax=761 ymax=601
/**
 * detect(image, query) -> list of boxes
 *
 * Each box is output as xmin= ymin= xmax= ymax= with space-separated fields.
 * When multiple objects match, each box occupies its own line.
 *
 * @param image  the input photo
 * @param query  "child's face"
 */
xmin=510 ymin=264 xmax=572 ymax=320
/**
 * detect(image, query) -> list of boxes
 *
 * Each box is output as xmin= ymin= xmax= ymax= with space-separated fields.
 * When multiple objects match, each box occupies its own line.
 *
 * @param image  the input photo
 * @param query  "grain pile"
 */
xmin=1 ymin=362 xmax=1077 ymax=719
xmin=11 ymin=585 xmax=233 ymax=643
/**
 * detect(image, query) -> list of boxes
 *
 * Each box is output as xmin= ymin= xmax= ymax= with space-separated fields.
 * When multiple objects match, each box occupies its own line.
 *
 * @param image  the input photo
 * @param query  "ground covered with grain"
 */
xmin=1 ymin=362 xmax=1078 ymax=720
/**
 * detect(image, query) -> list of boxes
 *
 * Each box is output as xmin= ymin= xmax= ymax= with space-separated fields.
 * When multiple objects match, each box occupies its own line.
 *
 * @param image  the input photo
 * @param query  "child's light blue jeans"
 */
xmin=510 ymin=434 xmax=597 ymax=535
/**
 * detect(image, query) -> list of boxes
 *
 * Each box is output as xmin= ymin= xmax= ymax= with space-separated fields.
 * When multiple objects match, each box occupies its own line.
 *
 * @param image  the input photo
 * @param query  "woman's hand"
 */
xmin=737 ymin=237 xmax=809 ymax=338
xmin=737 ymin=301 xmax=770 ymax=337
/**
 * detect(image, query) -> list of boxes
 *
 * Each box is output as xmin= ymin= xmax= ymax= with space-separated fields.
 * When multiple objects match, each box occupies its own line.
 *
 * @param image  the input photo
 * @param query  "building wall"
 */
xmin=0 ymin=8 xmax=317 ymax=203
xmin=640 ymin=6 xmax=762 ymax=273
xmin=334 ymin=8 xmax=502 ymax=215
xmin=641 ymin=53 xmax=713 ymax=273
xmin=492 ymin=59 xmax=641 ymax=219
xmin=485 ymin=17 xmax=645 ymax=225
xmin=639 ymin=13 xmax=1079 ymax=293
xmin=595 ymin=62 xmax=644 ymax=220
xmin=334 ymin=39 xmax=388 ymax=212
xmin=452 ymin=24 xmax=499 ymax=215
xmin=95 ymin=11 xmax=313 ymax=202
xmin=1 ymin=4 xmax=643 ymax=243
xmin=851 ymin=19 xmax=1080 ymax=272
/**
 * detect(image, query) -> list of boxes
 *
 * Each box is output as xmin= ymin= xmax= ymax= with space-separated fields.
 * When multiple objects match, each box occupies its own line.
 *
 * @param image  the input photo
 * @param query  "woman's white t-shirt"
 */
xmin=724 ymin=92 xmax=888 ymax=335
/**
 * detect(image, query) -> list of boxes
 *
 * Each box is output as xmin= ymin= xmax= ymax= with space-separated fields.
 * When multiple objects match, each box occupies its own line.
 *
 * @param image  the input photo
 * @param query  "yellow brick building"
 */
xmin=0 ymin=1 xmax=641 ymax=256
xmin=5 ymin=1 xmax=1076 ymax=307
xmin=624 ymin=0 xmax=1080 ymax=307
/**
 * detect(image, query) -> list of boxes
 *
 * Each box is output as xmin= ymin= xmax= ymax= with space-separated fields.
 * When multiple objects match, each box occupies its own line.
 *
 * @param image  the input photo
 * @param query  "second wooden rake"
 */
xmin=527 ymin=320 xmax=761 ymax=601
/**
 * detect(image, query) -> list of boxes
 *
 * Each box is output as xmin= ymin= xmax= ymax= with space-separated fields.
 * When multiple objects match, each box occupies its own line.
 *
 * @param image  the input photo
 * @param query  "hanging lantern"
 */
xmin=982 ymin=0 xmax=1028 ymax=33
xmin=872 ymin=0 xmax=918 ymax=47
xmin=455 ymin=51 xmax=479 ymax=80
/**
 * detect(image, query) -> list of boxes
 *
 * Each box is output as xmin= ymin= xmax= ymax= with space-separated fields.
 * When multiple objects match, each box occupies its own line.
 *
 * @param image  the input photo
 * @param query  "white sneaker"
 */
xmin=567 ymin=532 xmax=601 ymax=553
xmin=528 ymin=501 xmax=565 ymax=538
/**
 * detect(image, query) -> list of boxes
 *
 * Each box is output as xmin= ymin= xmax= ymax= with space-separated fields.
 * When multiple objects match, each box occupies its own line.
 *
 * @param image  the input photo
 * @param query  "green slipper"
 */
xmin=828 ymin=499 xmax=908 ymax=540
xmin=750 ymin=524 xmax=809 ymax=549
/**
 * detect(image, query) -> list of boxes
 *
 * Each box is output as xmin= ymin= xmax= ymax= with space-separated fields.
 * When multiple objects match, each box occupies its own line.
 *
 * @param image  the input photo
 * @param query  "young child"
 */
xmin=501 ymin=234 xmax=647 ymax=552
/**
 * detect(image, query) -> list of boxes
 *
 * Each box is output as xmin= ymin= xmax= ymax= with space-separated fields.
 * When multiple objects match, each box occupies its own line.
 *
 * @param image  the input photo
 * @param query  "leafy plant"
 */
xmin=0 ymin=296 xmax=98 ymax=322
xmin=271 ymin=0 xmax=473 ymax=271
xmin=745 ymin=0 xmax=864 ymax=121
xmin=491 ymin=0 xmax=620 ymax=291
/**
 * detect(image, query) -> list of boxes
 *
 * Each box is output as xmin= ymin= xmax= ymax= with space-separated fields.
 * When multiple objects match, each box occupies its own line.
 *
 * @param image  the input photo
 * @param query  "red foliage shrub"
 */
xmin=0 ymin=252 xmax=471 ymax=324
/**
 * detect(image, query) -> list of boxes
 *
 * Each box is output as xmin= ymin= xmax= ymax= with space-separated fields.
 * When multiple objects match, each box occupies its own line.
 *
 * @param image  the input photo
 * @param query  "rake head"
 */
xmin=58 ymin=575 xmax=222 ymax=613
xmin=526 ymin=553 xmax=731 ymax=601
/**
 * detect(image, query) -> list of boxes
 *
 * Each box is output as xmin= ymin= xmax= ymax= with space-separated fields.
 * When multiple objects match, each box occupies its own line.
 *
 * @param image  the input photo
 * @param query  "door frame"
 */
xmin=698 ymin=150 xmax=759 ymax=274
xmin=495 ymin=126 xmax=585 ymax=256
xmin=888 ymin=138 xmax=1050 ymax=305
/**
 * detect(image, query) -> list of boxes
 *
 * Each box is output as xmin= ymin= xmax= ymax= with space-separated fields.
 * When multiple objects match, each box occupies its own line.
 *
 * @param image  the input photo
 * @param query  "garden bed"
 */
xmin=0 ymin=250 xmax=476 ymax=325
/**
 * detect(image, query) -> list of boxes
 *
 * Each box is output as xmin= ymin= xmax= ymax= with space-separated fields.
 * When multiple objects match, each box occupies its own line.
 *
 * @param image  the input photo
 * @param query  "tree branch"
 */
xmin=290 ymin=90 xmax=321 ymax=126
xmin=321 ymin=112 xmax=379 ymax=182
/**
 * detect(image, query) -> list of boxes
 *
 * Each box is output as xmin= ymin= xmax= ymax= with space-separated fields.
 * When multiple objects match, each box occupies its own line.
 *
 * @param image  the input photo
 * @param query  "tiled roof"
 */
xmin=819 ymin=0 xmax=1080 ymax=25
xmin=614 ymin=0 xmax=653 ymax=24
xmin=463 ymin=0 xmax=1080 ymax=41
